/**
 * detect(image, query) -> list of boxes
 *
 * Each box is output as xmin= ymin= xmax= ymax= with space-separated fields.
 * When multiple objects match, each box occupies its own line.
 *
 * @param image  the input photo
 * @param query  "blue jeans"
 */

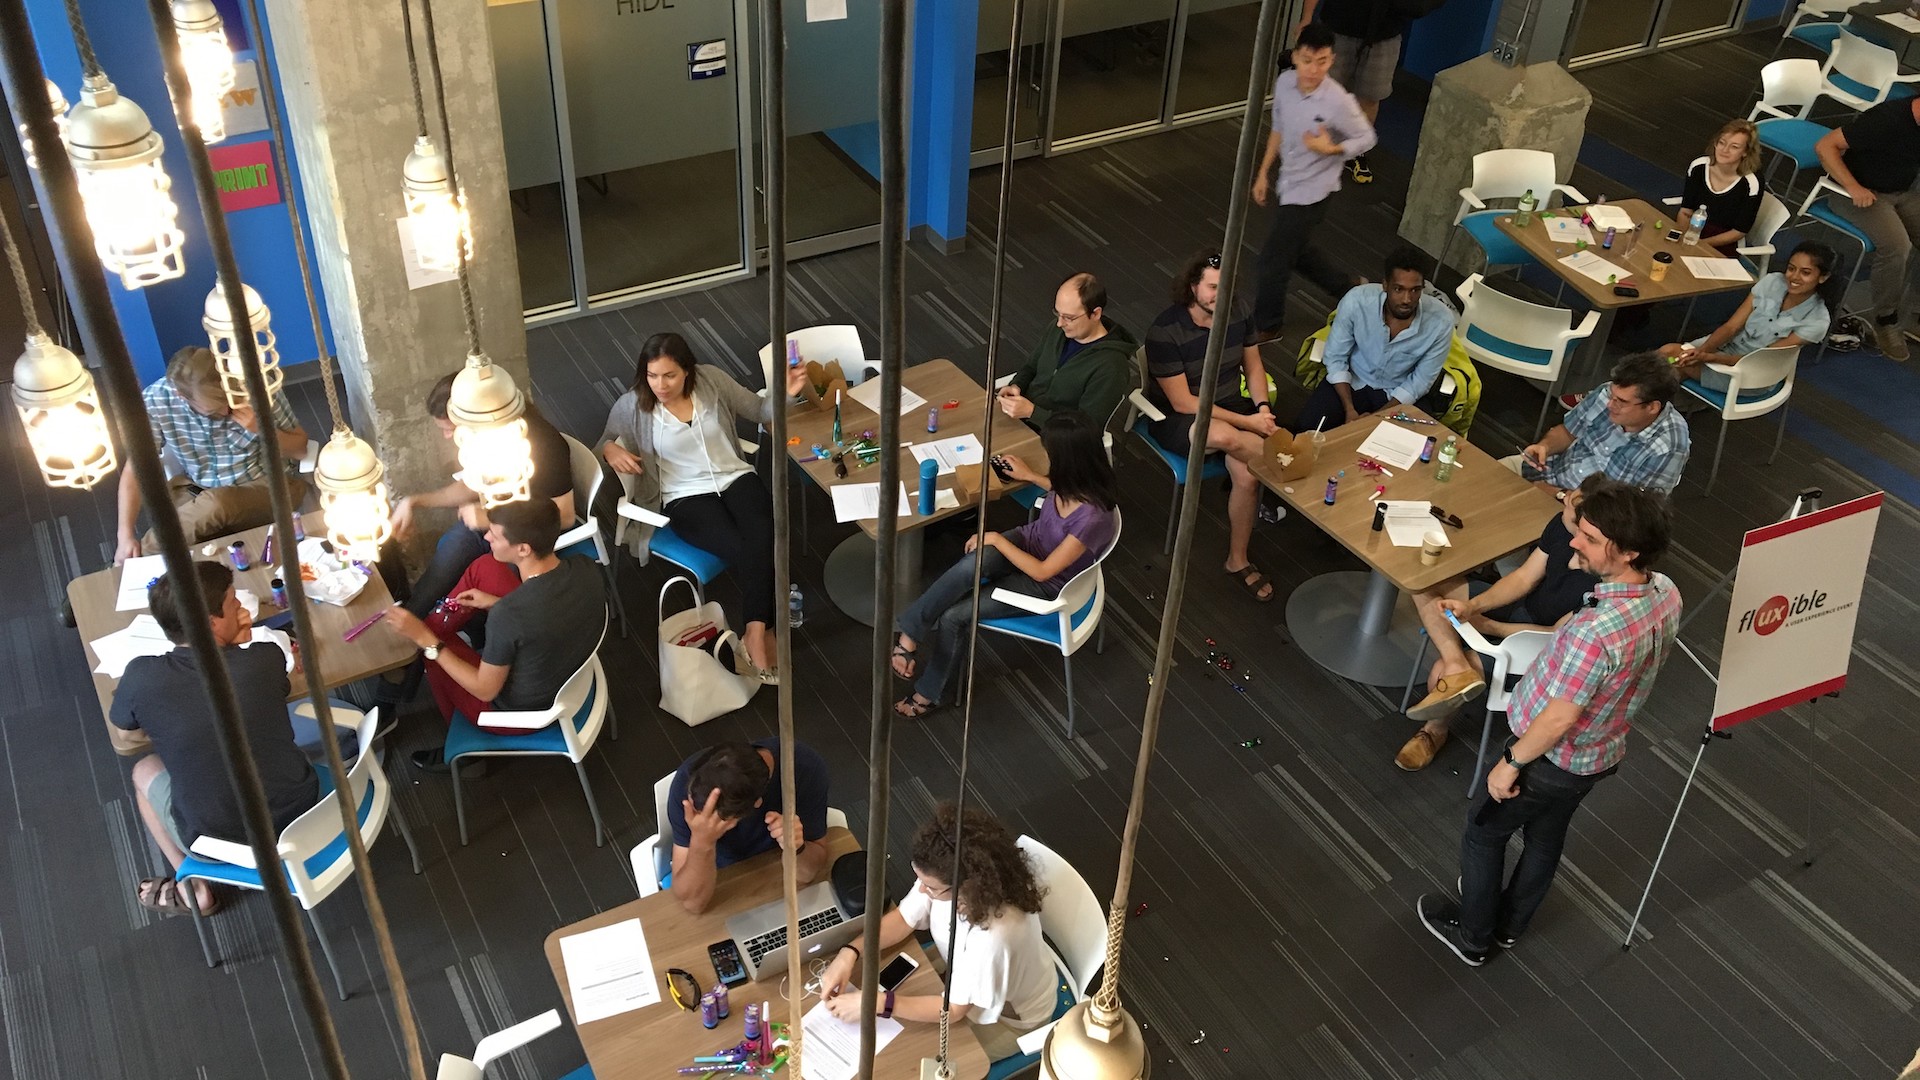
xmin=1458 ymin=752 xmax=1611 ymax=950
xmin=896 ymin=548 xmax=1053 ymax=704
xmin=403 ymin=525 xmax=491 ymax=619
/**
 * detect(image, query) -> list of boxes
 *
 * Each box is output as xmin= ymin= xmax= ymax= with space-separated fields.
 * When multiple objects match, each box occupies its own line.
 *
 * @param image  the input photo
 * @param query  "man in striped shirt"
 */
xmin=1418 ymin=480 xmax=1682 ymax=966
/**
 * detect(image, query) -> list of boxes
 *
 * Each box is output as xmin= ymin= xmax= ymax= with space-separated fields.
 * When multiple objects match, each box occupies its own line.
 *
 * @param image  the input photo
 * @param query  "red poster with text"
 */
xmin=206 ymin=141 xmax=280 ymax=213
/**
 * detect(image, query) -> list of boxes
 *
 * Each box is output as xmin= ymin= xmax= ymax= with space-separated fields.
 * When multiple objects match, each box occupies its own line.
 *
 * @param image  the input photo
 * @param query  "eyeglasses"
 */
xmin=1429 ymin=506 xmax=1465 ymax=530
xmin=666 ymin=968 xmax=703 ymax=1011
xmin=1053 ymin=310 xmax=1088 ymax=324
xmin=1607 ymin=391 xmax=1651 ymax=409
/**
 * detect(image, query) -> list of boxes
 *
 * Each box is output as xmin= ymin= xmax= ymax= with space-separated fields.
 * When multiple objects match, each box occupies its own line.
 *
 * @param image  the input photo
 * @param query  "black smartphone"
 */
xmin=1612 ymin=285 xmax=1639 ymax=298
xmin=708 ymin=940 xmax=749 ymax=988
xmin=989 ymin=455 xmax=1015 ymax=483
xmin=878 ymin=952 xmax=919 ymax=992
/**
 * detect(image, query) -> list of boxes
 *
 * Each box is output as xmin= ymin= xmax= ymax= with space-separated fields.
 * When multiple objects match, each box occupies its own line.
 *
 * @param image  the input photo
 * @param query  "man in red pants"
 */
xmin=382 ymin=498 xmax=605 ymax=770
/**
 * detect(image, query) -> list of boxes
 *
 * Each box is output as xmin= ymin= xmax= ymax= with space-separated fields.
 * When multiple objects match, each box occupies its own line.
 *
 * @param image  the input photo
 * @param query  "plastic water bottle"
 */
xmin=788 ymin=584 xmax=805 ymax=628
xmin=1434 ymin=436 xmax=1459 ymax=482
xmin=1683 ymin=206 xmax=1707 ymax=246
xmin=1514 ymin=189 xmax=1536 ymax=228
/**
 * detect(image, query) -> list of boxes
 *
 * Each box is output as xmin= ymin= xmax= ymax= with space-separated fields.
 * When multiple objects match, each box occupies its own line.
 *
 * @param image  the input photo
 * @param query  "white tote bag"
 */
xmin=658 ymin=577 xmax=759 ymax=726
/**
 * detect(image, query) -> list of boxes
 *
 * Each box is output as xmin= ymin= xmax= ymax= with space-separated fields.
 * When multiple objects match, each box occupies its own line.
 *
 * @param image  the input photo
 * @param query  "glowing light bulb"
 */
xmin=402 ymin=135 xmax=470 ymax=273
xmin=172 ymin=0 xmax=236 ymax=144
xmin=65 ymin=77 xmax=185 ymax=289
xmin=13 ymin=333 xmax=118 ymax=490
xmin=314 ymin=431 xmax=392 ymax=562
xmin=204 ymin=282 xmax=280 ymax=409
xmin=20 ymin=80 xmax=70 ymax=170
xmin=446 ymin=354 xmax=531 ymax=508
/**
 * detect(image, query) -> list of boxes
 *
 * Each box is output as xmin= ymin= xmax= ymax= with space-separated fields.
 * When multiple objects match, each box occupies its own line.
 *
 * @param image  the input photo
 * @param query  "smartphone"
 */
xmin=708 ymin=940 xmax=749 ymax=988
xmin=878 ymin=952 xmax=919 ymax=992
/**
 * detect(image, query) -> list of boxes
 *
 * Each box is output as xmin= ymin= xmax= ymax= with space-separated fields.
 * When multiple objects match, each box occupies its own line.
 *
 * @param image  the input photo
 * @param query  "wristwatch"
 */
xmin=1502 ymin=746 xmax=1523 ymax=770
xmin=422 ymin=644 xmax=441 ymax=661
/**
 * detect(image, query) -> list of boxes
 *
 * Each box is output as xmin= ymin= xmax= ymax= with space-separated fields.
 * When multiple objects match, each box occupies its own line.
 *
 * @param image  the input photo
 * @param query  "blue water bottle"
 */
xmin=918 ymin=458 xmax=938 ymax=515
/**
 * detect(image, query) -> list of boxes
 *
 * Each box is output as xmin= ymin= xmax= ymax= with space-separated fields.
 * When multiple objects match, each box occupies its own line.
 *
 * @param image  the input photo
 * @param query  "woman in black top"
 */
xmin=1679 ymin=119 xmax=1765 ymax=253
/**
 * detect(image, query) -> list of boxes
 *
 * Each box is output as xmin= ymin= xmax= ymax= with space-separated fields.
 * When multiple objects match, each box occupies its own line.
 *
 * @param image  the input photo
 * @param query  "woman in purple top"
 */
xmin=891 ymin=411 xmax=1120 ymax=718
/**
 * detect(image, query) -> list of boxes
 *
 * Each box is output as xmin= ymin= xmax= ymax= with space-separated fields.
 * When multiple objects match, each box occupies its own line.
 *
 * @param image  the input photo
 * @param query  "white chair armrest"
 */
xmin=188 ymin=835 xmax=257 ymax=868
xmin=554 ymin=519 xmax=596 ymax=552
xmin=633 ymin=835 xmax=664 ymax=896
xmin=1458 ymin=187 xmax=1486 ymax=211
xmin=989 ymin=586 xmax=1067 ymax=615
xmin=616 ymin=497 xmax=671 ymax=528
xmin=737 ymin=437 xmax=760 ymax=456
xmin=1553 ymin=183 xmax=1588 ymax=204
xmin=1564 ymin=309 xmax=1602 ymax=342
xmin=1444 ymin=610 xmax=1501 ymax=658
xmin=1127 ymin=387 xmax=1165 ymax=423
xmin=473 ymin=1011 xmax=563 ymax=1071
xmin=1736 ymin=242 xmax=1775 ymax=257
xmin=1702 ymin=361 xmax=1740 ymax=376
xmin=1501 ymin=630 xmax=1555 ymax=675
xmin=1660 ymin=196 xmax=1681 ymax=206
xmin=1016 ymin=1020 xmax=1059 ymax=1055
xmin=473 ymin=706 xmax=563 ymax=731
xmin=994 ymin=372 xmax=1017 ymax=390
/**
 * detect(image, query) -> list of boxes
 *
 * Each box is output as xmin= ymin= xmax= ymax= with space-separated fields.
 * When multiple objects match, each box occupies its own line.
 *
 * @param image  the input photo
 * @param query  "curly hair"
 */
xmin=909 ymin=804 xmax=1046 ymax=928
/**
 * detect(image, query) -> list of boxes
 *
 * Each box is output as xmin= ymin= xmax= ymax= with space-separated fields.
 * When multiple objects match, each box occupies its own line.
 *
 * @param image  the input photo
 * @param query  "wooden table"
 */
xmin=1248 ymin=408 xmax=1560 ymax=685
xmin=545 ymin=828 xmax=990 ymax=1080
xmin=68 ymin=511 xmax=417 ymax=756
xmin=1845 ymin=2 xmax=1920 ymax=69
xmin=1495 ymin=197 xmax=1756 ymax=384
xmin=785 ymin=359 xmax=1047 ymax=625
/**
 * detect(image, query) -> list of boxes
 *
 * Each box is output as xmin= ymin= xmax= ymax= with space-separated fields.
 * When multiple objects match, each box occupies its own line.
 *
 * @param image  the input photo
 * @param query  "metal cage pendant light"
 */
xmin=168 ymin=0 xmax=234 ymax=143
xmin=64 ymin=74 xmax=186 ymax=288
xmin=448 ymin=352 xmax=531 ymax=507
xmin=313 ymin=431 xmax=392 ymax=559
xmin=13 ymin=331 xmax=117 ymax=489
xmin=19 ymin=77 xmax=67 ymax=168
xmin=401 ymin=133 xmax=468 ymax=273
xmin=203 ymin=280 xmax=280 ymax=408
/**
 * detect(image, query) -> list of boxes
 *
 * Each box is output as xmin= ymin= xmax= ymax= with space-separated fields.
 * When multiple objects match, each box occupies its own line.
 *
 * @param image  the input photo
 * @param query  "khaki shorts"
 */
xmin=1332 ymin=33 xmax=1400 ymax=102
xmin=146 ymin=765 xmax=188 ymax=852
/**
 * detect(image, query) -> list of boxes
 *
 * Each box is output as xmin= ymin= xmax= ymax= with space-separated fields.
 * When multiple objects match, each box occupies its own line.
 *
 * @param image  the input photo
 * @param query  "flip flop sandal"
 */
xmin=890 ymin=642 xmax=917 ymax=680
xmin=893 ymin=693 xmax=939 ymax=719
xmin=136 ymin=877 xmax=222 ymax=918
xmin=1227 ymin=564 xmax=1276 ymax=604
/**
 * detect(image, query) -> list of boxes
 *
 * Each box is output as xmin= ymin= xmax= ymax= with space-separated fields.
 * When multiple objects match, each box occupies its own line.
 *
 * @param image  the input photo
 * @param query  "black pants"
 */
xmin=1252 ymin=198 xmax=1351 ymax=333
xmin=665 ymin=472 xmax=777 ymax=627
xmin=1293 ymin=382 xmax=1391 ymax=434
xmin=1458 ymin=753 xmax=1612 ymax=950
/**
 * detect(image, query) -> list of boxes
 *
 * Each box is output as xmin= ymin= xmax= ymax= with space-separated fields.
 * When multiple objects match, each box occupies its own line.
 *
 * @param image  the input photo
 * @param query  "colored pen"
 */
xmin=344 ymin=609 xmax=387 ymax=642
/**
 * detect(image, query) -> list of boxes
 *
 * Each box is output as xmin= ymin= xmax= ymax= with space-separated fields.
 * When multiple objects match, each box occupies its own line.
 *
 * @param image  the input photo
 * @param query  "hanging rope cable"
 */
xmin=58 ymin=0 xmax=102 ymax=78
xmin=396 ymin=0 xmax=429 ymax=139
xmin=930 ymin=0 xmax=1028 ymax=1073
xmin=757 ymin=0 xmax=805 ymax=1072
xmin=0 ymin=198 xmax=44 ymax=336
xmin=0 ymin=9 xmax=349 ymax=1076
xmin=857 ymin=0 xmax=909 ymax=1071
xmin=413 ymin=0 xmax=481 ymax=356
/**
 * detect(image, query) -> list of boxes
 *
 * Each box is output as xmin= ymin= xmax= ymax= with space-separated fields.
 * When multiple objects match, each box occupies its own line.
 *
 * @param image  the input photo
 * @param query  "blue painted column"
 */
xmin=910 ymin=0 xmax=978 ymax=251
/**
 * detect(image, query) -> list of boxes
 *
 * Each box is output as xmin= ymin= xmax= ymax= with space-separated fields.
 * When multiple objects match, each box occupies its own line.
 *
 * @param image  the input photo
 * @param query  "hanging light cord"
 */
xmin=0 ymin=202 xmax=44 ymax=336
xmin=396 ymin=0 xmax=429 ymax=140
xmin=59 ymin=0 xmax=102 ymax=78
xmin=240 ymin=0 xmax=344 ymax=435
xmin=414 ymin=0 xmax=482 ymax=357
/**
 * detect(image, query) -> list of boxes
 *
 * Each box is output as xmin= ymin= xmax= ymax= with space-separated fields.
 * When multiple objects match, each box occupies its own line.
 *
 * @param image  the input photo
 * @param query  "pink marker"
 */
xmin=343 ymin=610 xmax=387 ymax=642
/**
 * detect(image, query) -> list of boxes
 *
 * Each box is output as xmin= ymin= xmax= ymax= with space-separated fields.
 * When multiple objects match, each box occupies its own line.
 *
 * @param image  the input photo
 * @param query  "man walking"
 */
xmin=1417 ymin=481 xmax=1682 ymax=966
xmin=1814 ymin=98 xmax=1920 ymax=361
xmin=1300 ymin=0 xmax=1436 ymax=184
xmin=1250 ymin=24 xmax=1377 ymax=342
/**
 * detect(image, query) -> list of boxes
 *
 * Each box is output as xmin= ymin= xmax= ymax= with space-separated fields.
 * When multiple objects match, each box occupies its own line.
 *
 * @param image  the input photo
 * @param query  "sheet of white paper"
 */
xmin=242 ymin=626 xmax=296 ymax=673
xmin=1879 ymin=11 xmax=1920 ymax=32
xmin=395 ymin=218 xmax=458 ymax=290
xmin=909 ymin=434 xmax=985 ymax=474
xmin=830 ymin=483 xmax=915 ymax=522
xmin=800 ymin=1001 xmax=904 ymax=1080
xmin=115 ymin=554 xmax=168 ymax=611
xmin=846 ymin=379 xmax=927 ymax=417
xmin=1355 ymin=422 xmax=1429 ymax=470
xmin=1376 ymin=501 xmax=1447 ymax=548
xmin=1584 ymin=204 xmax=1636 ymax=232
xmin=934 ymin=489 xmax=960 ymax=510
xmin=1543 ymin=217 xmax=1592 ymax=245
xmin=91 ymin=615 xmax=177 ymax=679
xmin=559 ymin=918 xmax=661 ymax=1024
xmin=1681 ymin=256 xmax=1752 ymax=282
xmin=805 ymin=0 xmax=848 ymax=20
xmin=1558 ymin=250 xmax=1630 ymax=286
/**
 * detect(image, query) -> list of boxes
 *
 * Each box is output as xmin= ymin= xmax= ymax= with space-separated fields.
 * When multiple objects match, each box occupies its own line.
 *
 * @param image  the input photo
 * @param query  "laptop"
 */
xmin=725 ymin=880 xmax=866 ymax=983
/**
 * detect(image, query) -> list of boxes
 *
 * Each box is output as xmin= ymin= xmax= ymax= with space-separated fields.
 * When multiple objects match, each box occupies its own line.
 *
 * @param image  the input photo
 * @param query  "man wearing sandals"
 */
xmin=116 ymin=561 xmax=319 ymax=919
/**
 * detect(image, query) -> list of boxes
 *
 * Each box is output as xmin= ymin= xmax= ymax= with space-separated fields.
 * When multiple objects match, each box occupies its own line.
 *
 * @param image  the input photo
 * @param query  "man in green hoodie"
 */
xmin=998 ymin=272 xmax=1138 ymax=431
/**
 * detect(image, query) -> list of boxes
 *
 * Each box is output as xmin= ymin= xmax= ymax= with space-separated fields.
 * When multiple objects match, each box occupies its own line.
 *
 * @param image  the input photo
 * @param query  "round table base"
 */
xmin=1285 ymin=569 xmax=1425 ymax=686
xmin=821 ymin=530 xmax=925 ymax=628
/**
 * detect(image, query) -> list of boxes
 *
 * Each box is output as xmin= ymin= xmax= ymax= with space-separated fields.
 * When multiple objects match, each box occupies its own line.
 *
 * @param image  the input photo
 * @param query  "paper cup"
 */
xmin=1650 ymin=251 xmax=1672 ymax=282
xmin=1420 ymin=529 xmax=1446 ymax=565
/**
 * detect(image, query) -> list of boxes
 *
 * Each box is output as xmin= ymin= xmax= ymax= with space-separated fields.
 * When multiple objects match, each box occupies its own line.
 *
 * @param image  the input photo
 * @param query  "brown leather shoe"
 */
xmin=1407 ymin=672 xmax=1486 ymax=723
xmin=1395 ymin=727 xmax=1449 ymax=772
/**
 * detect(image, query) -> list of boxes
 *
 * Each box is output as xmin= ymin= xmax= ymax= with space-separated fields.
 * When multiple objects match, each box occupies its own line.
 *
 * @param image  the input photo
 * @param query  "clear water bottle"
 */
xmin=788 ymin=583 xmax=805 ymax=628
xmin=1514 ymin=189 xmax=1536 ymax=228
xmin=1434 ymin=435 xmax=1459 ymax=482
xmin=1683 ymin=206 xmax=1707 ymax=246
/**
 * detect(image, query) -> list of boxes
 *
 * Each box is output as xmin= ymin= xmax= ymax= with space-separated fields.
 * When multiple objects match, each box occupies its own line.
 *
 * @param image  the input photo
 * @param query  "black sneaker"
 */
xmin=1349 ymin=155 xmax=1373 ymax=184
xmin=411 ymin=746 xmax=452 ymax=773
xmin=1495 ymin=932 xmax=1519 ymax=949
xmin=1417 ymin=894 xmax=1488 ymax=967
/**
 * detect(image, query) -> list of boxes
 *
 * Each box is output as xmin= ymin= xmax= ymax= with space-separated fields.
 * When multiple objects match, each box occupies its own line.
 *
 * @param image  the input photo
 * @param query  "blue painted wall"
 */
xmin=910 ymin=0 xmax=976 ymax=243
xmin=23 ymin=0 xmax=331 ymax=386
xmin=1402 ymin=0 xmax=1500 ymax=80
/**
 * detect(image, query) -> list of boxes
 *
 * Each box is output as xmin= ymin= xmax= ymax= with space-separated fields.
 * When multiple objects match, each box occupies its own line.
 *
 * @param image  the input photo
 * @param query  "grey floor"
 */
xmin=3 ymin=27 xmax=1918 ymax=1080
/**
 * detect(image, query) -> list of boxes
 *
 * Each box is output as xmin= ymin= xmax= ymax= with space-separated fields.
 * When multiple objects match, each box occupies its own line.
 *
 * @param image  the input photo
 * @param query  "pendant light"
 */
xmin=203 ymin=280 xmax=281 ymax=408
xmin=397 ymin=0 xmax=469 ymax=273
xmin=64 ymin=74 xmax=186 ymax=288
xmin=4 ymin=191 xmax=115 ymax=489
xmin=19 ymin=78 xmax=68 ymax=168
xmin=169 ymin=0 xmax=235 ymax=143
xmin=313 ymin=431 xmax=392 ymax=559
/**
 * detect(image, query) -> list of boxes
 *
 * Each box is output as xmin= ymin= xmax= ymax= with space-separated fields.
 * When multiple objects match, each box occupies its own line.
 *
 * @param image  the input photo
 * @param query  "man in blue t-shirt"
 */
xmin=667 ymin=739 xmax=832 ymax=914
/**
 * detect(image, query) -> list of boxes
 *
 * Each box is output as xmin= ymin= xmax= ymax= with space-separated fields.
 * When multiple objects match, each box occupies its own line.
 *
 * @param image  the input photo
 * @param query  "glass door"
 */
xmin=1172 ymin=0 xmax=1269 ymax=117
xmin=1569 ymin=0 xmax=1749 ymax=66
xmin=973 ymin=0 xmax=1050 ymax=165
xmin=1050 ymin=0 xmax=1181 ymax=145
xmin=1657 ymin=0 xmax=1746 ymax=42
xmin=487 ymin=0 xmax=574 ymax=315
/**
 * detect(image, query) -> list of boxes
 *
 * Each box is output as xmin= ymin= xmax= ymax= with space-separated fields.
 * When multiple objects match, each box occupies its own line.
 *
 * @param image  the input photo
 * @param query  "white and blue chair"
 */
xmin=1749 ymin=58 xmax=1829 ymax=199
xmin=1769 ymin=0 xmax=1855 ymax=61
xmin=446 ymin=618 xmax=613 ymax=848
xmin=629 ymin=769 xmax=851 ymax=897
xmin=1814 ymin=31 xmax=1919 ymax=113
xmin=1662 ymin=192 xmax=1792 ymax=338
xmin=977 ymin=513 xmax=1121 ymax=740
xmin=612 ymin=468 xmax=729 ymax=607
xmin=175 ymin=707 xmax=414 ymax=999
xmin=1793 ymin=176 xmax=1873 ymax=363
xmin=1442 ymin=618 xmax=1554 ymax=799
xmin=1117 ymin=348 xmax=1227 ymax=555
xmin=434 ymin=1010 xmax=583 ymax=1080
xmin=1679 ymin=344 xmax=1800 ymax=494
xmin=992 ymin=837 xmax=1107 ymax=1080
xmin=1435 ymin=149 xmax=1586 ymax=278
xmin=1455 ymin=274 xmax=1599 ymax=440
xmin=558 ymin=434 xmax=632 ymax=643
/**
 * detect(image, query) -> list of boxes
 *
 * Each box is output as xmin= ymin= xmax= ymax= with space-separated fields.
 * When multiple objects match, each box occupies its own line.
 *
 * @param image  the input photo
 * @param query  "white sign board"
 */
xmin=1711 ymin=492 xmax=1881 ymax=729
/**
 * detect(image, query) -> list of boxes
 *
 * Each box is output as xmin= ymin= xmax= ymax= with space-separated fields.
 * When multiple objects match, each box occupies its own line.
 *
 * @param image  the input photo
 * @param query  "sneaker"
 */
xmin=1416 ymin=895 xmax=1488 ymax=967
xmin=1258 ymin=501 xmax=1289 ymax=525
xmin=1557 ymin=392 xmax=1586 ymax=411
xmin=1494 ymin=931 xmax=1519 ymax=949
xmin=1394 ymin=727 xmax=1449 ymax=771
xmin=1876 ymin=321 xmax=1910 ymax=362
xmin=1407 ymin=672 xmax=1486 ymax=723
xmin=410 ymin=746 xmax=490 ymax=777
xmin=1349 ymin=155 xmax=1373 ymax=185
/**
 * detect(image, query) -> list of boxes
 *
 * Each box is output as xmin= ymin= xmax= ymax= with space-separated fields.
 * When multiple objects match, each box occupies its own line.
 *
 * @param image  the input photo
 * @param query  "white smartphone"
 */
xmin=877 ymin=952 xmax=920 ymax=992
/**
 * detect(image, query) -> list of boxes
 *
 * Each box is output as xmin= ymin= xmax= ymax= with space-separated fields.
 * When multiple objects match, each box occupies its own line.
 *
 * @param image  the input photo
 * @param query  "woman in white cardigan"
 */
xmin=599 ymin=332 xmax=806 ymax=679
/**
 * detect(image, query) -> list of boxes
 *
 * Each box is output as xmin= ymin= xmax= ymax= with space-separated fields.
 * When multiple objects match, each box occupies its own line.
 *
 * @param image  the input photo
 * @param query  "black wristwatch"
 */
xmin=1502 ymin=746 xmax=1524 ymax=770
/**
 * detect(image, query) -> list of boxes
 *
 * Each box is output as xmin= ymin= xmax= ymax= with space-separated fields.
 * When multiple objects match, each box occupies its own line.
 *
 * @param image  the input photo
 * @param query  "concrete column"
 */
xmin=258 ymin=0 xmax=526 ymax=520
xmin=1397 ymin=56 xmax=1591 ymax=275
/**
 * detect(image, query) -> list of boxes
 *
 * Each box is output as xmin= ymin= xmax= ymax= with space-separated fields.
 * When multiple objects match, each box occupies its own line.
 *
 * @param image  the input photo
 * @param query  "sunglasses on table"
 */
xmin=1430 ymin=506 xmax=1465 ymax=530
xmin=666 ymin=967 xmax=703 ymax=1011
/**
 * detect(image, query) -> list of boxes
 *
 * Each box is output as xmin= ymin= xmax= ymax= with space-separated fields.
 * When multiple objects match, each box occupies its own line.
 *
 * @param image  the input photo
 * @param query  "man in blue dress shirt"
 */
xmin=1295 ymin=247 xmax=1452 ymax=432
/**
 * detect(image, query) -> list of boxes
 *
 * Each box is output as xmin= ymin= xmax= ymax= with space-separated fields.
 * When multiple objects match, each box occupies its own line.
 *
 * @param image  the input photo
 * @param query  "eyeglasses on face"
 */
xmin=1608 ymin=391 xmax=1651 ymax=410
xmin=1053 ymin=309 xmax=1088 ymax=324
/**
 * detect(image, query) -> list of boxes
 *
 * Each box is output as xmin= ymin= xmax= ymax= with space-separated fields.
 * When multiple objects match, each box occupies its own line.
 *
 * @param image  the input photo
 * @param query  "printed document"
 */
xmin=559 ymin=919 xmax=661 ymax=1024
xmin=1378 ymin=501 xmax=1448 ymax=548
xmin=1559 ymin=250 xmax=1629 ymax=286
xmin=115 ymin=554 xmax=168 ymax=611
xmin=831 ymin=483 xmax=915 ymax=522
xmin=910 ymin=434 xmax=984 ymax=474
xmin=90 ymin=615 xmax=177 ymax=679
xmin=1355 ymin=421 xmax=1429 ymax=470
xmin=1682 ymin=256 xmax=1752 ymax=282
xmin=847 ymin=380 xmax=927 ymax=417
xmin=800 ymin=1000 xmax=903 ymax=1080
xmin=1544 ymin=218 xmax=1592 ymax=246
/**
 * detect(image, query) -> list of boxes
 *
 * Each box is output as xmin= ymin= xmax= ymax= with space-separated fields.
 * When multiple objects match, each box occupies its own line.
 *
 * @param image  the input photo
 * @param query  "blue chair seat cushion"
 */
xmin=177 ymin=766 xmax=366 ymax=891
xmin=1826 ymin=70 xmax=1917 ymax=105
xmin=1756 ymin=118 xmax=1830 ymax=169
xmin=1682 ymin=378 xmax=1786 ymax=409
xmin=1807 ymin=199 xmax=1876 ymax=249
xmin=1460 ymin=211 xmax=1538 ymax=268
xmin=979 ymin=589 xmax=1098 ymax=647
xmin=1130 ymin=419 xmax=1229 ymax=482
xmin=1463 ymin=323 xmax=1556 ymax=369
xmin=1009 ymin=484 xmax=1044 ymax=511
xmin=983 ymin=977 xmax=1078 ymax=1080
xmin=556 ymin=536 xmax=597 ymax=561
xmin=1788 ymin=22 xmax=1843 ymax=50
xmin=649 ymin=525 xmax=727 ymax=585
xmin=447 ymin=677 xmax=599 ymax=759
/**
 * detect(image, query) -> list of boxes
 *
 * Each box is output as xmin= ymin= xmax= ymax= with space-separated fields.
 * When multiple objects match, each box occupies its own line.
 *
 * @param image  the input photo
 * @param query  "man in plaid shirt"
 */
xmin=114 ymin=346 xmax=308 ymax=563
xmin=1418 ymin=480 xmax=1682 ymax=966
xmin=1506 ymin=353 xmax=1691 ymax=496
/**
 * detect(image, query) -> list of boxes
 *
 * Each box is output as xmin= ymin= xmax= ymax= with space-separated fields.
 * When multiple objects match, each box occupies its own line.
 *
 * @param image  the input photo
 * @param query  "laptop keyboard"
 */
xmin=743 ymin=907 xmax=845 ymax=966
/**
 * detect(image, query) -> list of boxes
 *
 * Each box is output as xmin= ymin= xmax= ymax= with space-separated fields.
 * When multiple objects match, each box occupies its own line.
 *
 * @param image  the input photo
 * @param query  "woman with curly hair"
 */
xmin=819 ymin=804 xmax=1064 ymax=1061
